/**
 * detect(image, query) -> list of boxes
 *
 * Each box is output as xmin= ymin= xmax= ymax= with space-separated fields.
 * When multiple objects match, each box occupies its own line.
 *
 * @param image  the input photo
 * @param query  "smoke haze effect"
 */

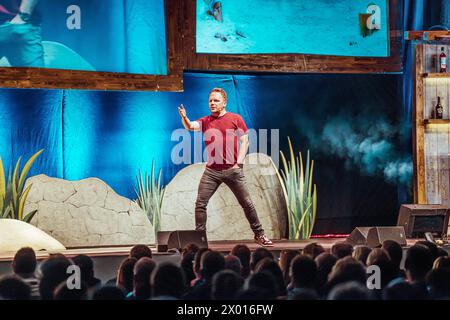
xmin=302 ymin=112 xmax=412 ymax=185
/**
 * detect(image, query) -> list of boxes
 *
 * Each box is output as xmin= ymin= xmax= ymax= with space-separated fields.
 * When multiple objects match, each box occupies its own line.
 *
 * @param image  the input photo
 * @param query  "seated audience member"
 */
xmin=211 ymin=270 xmax=243 ymax=300
xmin=245 ymin=270 xmax=278 ymax=299
xmin=0 ymin=276 xmax=31 ymax=300
xmin=254 ymin=258 xmax=287 ymax=297
xmin=129 ymin=244 xmax=153 ymax=260
xmin=352 ymin=245 xmax=372 ymax=266
xmin=190 ymin=248 xmax=211 ymax=287
xmin=184 ymin=251 xmax=225 ymax=300
xmin=181 ymin=252 xmax=196 ymax=286
xmin=72 ymin=254 xmax=101 ymax=290
xmin=433 ymin=256 xmax=450 ymax=270
xmin=331 ymin=242 xmax=353 ymax=259
xmin=106 ymin=245 xmax=152 ymax=285
xmin=224 ymin=254 xmax=242 ymax=275
xmin=231 ymin=244 xmax=251 ymax=278
xmin=366 ymin=248 xmax=397 ymax=290
xmin=182 ymin=243 xmax=200 ymax=257
xmin=404 ymin=244 xmax=433 ymax=299
xmin=381 ymin=240 xmax=405 ymax=278
xmin=382 ymin=277 xmax=424 ymax=300
xmin=327 ymin=281 xmax=372 ymax=300
xmin=426 ymin=268 xmax=450 ymax=299
xmin=12 ymin=247 xmax=40 ymax=299
xmin=279 ymin=249 xmax=299 ymax=286
xmin=38 ymin=254 xmax=73 ymax=300
xmin=288 ymin=288 xmax=319 ymax=300
xmin=128 ymin=257 xmax=156 ymax=300
xmin=91 ymin=285 xmax=125 ymax=300
xmin=116 ymin=258 xmax=137 ymax=295
xmin=289 ymin=255 xmax=317 ymax=298
xmin=314 ymin=252 xmax=337 ymax=297
xmin=302 ymin=243 xmax=325 ymax=260
xmin=250 ymin=247 xmax=274 ymax=272
xmin=152 ymin=263 xmax=186 ymax=299
xmin=325 ymin=256 xmax=366 ymax=295
xmin=53 ymin=280 xmax=88 ymax=300
xmin=416 ymin=240 xmax=440 ymax=263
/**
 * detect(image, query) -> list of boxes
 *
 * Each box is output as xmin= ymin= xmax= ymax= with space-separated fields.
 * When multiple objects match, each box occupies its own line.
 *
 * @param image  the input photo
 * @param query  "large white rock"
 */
xmin=24 ymin=175 xmax=154 ymax=247
xmin=0 ymin=219 xmax=65 ymax=253
xmin=161 ymin=153 xmax=288 ymax=241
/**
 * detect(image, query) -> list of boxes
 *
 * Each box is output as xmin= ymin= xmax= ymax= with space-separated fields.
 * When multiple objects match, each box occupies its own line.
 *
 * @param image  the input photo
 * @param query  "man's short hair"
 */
xmin=12 ymin=247 xmax=37 ymax=274
xmin=210 ymin=87 xmax=227 ymax=103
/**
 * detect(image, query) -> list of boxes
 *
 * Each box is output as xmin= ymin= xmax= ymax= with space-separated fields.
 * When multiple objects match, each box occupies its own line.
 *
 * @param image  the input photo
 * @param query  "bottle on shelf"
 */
xmin=435 ymin=96 xmax=444 ymax=119
xmin=440 ymin=47 xmax=447 ymax=73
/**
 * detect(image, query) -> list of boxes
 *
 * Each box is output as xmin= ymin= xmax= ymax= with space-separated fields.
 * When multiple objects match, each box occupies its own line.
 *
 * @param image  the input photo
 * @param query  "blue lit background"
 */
xmin=0 ymin=72 xmax=406 ymax=234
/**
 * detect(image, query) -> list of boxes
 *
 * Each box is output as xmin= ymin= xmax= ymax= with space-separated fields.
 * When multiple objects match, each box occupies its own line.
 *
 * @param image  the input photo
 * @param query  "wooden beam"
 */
xmin=406 ymin=30 xmax=450 ymax=41
xmin=413 ymin=44 xmax=426 ymax=203
xmin=183 ymin=0 xmax=402 ymax=73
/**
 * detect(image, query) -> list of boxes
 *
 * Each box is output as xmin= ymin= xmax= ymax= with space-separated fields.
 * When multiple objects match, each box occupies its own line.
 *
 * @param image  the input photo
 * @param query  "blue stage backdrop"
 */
xmin=197 ymin=0 xmax=389 ymax=56
xmin=0 ymin=72 xmax=406 ymax=234
xmin=0 ymin=0 xmax=167 ymax=74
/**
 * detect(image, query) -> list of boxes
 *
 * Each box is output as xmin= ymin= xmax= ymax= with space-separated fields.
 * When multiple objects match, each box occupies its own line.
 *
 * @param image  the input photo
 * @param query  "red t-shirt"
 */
xmin=196 ymin=112 xmax=248 ymax=171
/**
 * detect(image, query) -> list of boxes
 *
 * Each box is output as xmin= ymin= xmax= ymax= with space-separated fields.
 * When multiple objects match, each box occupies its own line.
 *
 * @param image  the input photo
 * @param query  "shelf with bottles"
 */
xmin=422 ymin=44 xmax=449 ymax=74
xmin=423 ymin=119 xmax=450 ymax=126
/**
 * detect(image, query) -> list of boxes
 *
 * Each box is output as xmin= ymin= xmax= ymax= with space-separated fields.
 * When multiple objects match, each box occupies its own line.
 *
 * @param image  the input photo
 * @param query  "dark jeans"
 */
xmin=0 ymin=22 xmax=44 ymax=67
xmin=195 ymin=167 xmax=264 ymax=236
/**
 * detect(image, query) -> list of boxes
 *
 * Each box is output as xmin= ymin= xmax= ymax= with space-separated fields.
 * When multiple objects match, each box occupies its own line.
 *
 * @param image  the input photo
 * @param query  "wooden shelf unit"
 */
xmin=414 ymin=43 xmax=450 ymax=205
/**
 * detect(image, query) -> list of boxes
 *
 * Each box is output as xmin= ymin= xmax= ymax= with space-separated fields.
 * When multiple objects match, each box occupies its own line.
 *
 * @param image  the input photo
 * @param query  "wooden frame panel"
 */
xmin=183 ymin=0 xmax=402 ymax=73
xmin=0 ymin=0 xmax=184 ymax=91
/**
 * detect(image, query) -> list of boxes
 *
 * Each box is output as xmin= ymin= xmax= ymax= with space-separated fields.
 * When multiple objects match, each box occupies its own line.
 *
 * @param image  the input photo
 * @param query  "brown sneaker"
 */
xmin=254 ymin=234 xmax=274 ymax=247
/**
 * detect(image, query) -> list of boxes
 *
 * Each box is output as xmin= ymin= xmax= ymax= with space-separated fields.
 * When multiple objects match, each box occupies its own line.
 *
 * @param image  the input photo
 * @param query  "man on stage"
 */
xmin=178 ymin=87 xmax=273 ymax=247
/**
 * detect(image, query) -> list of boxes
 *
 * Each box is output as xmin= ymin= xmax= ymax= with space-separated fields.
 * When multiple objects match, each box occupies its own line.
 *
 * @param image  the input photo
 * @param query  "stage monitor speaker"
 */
xmin=347 ymin=226 xmax=407 ymax=248
xmin=397 ymin=204 xmax=450 ymax=238
xmin=156 ymin=230 xmax=208 ymax=252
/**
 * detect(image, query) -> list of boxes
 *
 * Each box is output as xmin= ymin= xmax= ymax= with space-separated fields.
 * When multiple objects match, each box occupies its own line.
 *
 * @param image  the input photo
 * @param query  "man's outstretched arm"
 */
xmin=236 ymin=134 xmax=249 ymax=167
xmin=178 ymin=104 xmax=201 ymax=132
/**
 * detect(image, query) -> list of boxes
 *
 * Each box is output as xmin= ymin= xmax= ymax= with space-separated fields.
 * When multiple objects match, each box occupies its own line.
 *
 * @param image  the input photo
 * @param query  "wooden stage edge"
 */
xmin=0 ymin=238 xmax=421 ymax=263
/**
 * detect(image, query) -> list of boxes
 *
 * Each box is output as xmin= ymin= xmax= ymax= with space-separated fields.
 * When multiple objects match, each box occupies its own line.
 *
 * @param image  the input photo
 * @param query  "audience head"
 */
xmin=381 ymin=240 xmax=403 ymax=270
xmin=12 ymin=247 xmax=37 ymax=275
xmin=53 ymin=281 xmax=87 ymax=300
xmin=0 ymin=276 xmax=31 ymax=300
xmin=129 ymin=245 xmax=152 ymax=260
xmin=181 ymin=252 xmax=196 ymax=285
xmin=405 ymin=244 xmax=433 ymax=282
xmin=193 ymin=248 xmax=211 ymax=277
xmin=211 ymin=270 xmax=243 ymax=300
xmin=279 ymin=249 xmax=299 ymax=285
xmin=38 ymin=254 xmax=73 ymax=300
xmin=246 ymin=270 xmax=278 ymax=299
xmin=224 ymin=254 xmax=242 ymax=275
xmin=366 ymin=248 xmax=397 ymax=288
xmin=182 ymin=243 xmax=200 ymax=257
xmin=231 ymin=244 xmax=251 ymax=278
xmin=426 ymin=268 xmax=450 ymax=299
xmin=416 ymin=240 xmax=439 ymax=263
xmin=92 ymin=285 xmax=125 ymax=300
xmin=254 ymin=257 xmax=287 ymax=296
xmin=72 ymin=254 xmax=99 ymax=288
xmin=200 ymin=251 xmax=225 ymax=280
xmin=331 ymin=242 xmax=353 ymax=259
xmin=328 ymin=281 xmax=371 ymax=300
xmin=433 ymin=256 xmax=450 ymax=270
xmin=133 ymin=257 xmax=156 ymax=299
xmin=152 ymin=263 xmax=186 ymax=299
xmin=250 ymin=248 xmax=274 ymax=271
xmin=352 ymin=245 xmax=372 ymax=266
xmin=327 ymin=257 xmax=366 ymax=291
xmin=290 ymin=254 xmax=317 ymax=290
xmin=116 ymin=257 xmax=137 ymax=294
xmin=302 ymin=243 xmax=325 ymax=260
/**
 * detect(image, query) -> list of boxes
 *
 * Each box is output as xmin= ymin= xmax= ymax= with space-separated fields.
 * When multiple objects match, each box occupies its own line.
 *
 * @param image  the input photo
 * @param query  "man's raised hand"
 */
xmin=178 ymin=104 xmax=187 ymax=118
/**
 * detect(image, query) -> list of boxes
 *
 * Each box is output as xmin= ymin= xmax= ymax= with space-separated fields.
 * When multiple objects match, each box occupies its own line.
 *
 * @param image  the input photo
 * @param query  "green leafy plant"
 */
xmin=279 ymin=138 xmax=317 ymax=240
xmin=0 ymin=149 xmax=44 ymax=223
xmin=135 ymin=161 xmax=165 ymax=234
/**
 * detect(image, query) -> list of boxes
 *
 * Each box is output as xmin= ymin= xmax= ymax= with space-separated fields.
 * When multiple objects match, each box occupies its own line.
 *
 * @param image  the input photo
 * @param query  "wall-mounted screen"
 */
xmin=0 ymin=0 xmax=167 ymax=74
xmin=196 ymin=0 xmax=389 ymax=57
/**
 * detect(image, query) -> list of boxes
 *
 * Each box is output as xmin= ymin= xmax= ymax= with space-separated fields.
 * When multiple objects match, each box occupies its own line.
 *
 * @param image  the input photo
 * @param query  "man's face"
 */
xmin=209 ymin=91 xmax=226 ymax=115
